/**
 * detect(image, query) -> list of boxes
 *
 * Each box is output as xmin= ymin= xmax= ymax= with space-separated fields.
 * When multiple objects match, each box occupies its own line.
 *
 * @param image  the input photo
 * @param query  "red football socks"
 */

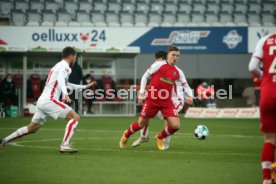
xmin=125 ymin=122 xmax=141 ymax=138
xmin=158 ymin=125 xmax=178 ymax=139
xmin=261 ymin=143 xmax=275 ymax=180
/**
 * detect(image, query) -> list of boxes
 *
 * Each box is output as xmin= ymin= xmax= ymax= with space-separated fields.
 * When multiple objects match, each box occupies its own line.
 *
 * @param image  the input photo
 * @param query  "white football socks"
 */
xmin=61 ymin=119 xmax=78 ymax=146
xmin=140 ymin=126 xmax=149 ymax=139
xmin=4 ymin=126 xmax=29 ymax=143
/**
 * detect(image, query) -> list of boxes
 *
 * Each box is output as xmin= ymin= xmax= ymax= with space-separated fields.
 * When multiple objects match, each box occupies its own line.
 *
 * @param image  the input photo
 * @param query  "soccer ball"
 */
xmin=194 ymin=125 xmax=209 ymax=140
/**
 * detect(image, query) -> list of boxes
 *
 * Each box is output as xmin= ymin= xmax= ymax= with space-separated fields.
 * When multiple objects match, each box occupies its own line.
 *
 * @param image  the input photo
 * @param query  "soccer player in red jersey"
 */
xmin=249 ymin=33 xmax=276 ymax=184
xmin=119 ymin=45 xmax=193 ymax=150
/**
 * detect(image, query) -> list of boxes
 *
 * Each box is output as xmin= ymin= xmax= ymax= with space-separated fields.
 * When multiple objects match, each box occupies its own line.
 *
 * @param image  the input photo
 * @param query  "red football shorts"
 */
xmin=260 ymin=91 xmax=276 ymax=133
xmin=140 ymin=100 xmax=179 ymax=119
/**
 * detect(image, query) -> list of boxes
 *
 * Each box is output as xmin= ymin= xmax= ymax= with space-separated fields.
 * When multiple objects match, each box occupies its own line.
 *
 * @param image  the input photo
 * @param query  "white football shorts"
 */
xmin=31 ymin=99 xmax=72 ymax=125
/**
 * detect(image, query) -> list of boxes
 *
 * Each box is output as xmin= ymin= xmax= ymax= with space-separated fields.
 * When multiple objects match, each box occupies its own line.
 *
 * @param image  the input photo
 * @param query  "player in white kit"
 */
xmin=132 ymin=51 xmax=192 ymax=149
xmin=0 ymin=47 xmax=95 ymax=153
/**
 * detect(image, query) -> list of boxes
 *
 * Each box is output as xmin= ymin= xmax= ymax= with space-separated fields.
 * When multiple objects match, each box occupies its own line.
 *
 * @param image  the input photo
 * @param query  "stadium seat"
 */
xmin=148 ymin=12 xmax=162 ymax=27
xmin=165 ymin=0 xmax=179 ymax=4
xmin=45 ymin=0 xmax=59 ymax=13
xmin=91 ymin=11 xmax=107 ymax=26
xmin=248 ymin=3 xmax=261 ymax=14
xmin=55 ymin=0 xmax=65 ymax=8
xmin=13 ymin=74 xmax=23 ymax=89
xmin=134 ymin=11 xmax=148 ymax=26
xmin=219 ymin=12 xmax=234 ymax=25
xmin=161 ymin=11 xmax=176 ymax=27
xmin=235 ymin=0 xmax=249 ymax=3
xmin=248 ymin=12 xmax=261 ymax=26
xmin=193 ymin=3 xmax=206 ymax=14
xmin=120 ymin=11 xmax=134 ymax=27
xmin=0 ymin=1 xmax=13 ymax=15
xmin=26 ymin=10 xmax=41 ymax=26
xmin=207 ymin=3 xmax=220 ymax=14
xmin=11 ymin=10 xmax=26 ymax=26
xmin=234 ymin=13 xmax=248 ymax=26
xmin=206 ymin=12 xmax=219 ymax=25
xmin=235 ymin=3 xmax=248 ymax=14
xmin=106 ymin=11 xmax=120 ymax=27
xmin=93 ymin=0 xmax=107 ymax=13
xmin=122 ymin=1 xmax=135 ymax=13
xmin=262 ymin=2 xmax=275 ymax=14
xmin=76 ymin=10 xmax=93 ymax=26
xmin=64 ymin=0 xmax=78 ymax=15
xmin=56 ymin=10 xmax=71 ymax=26
xmin=207 ymin=0 xmax=220 ymax=3
xmin=28 ymin=74 xmax=42 ymax=101
xmin=136 ymin=1 xmax=150 ymax=14
xmin=79 ymin=0 xmax=93 ymax=13
xmin=179 ymin=0 xmax=193 ymax=3
xmin=108 ymin=0 xmax=121 ymax=13
xmin=164 ymin=3 xmax=178 ymax=13
xmin=29 ymin=1 xmax=44 ymax=13
xmin=150 ymin=3 xmax=164 ymax=14
xmin=178 ymin=3 xmax=192 ymax=14
xmin=194 ymin=0 xmax=207 ymax=4
xmin=41 ymin=10 xmax=56 ymax=26
xmin=174 ymin=12 xmax=190 ymax=26
xmin=191 ymin=12 xmax=205 ymax=24
xmin=15 ymin=0 xmax=29 ymax=13
xmin=262 ymin=13 xmax=275 ymax=26
xmin=221 ymin=3 xmax=234 ymax=14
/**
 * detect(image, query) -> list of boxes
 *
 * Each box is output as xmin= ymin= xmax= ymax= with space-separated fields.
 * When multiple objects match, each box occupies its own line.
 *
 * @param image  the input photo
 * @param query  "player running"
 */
xmin=249 ymin=33 xmax=276 ymax=184
xmin=119 ymin=45 xmax=193 ymax=151
xmin=0 ymin=47 xmax=96 ymax=153
xmin=132 ymin=51 xmax=188 ymax=149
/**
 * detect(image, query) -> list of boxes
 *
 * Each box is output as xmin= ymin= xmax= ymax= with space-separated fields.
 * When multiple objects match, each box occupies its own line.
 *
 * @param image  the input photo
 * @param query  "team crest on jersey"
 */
xmin=174 ymin=71 xmax=176 ymax=76
xmin=223 ymin=30 xmax=243 ymax=49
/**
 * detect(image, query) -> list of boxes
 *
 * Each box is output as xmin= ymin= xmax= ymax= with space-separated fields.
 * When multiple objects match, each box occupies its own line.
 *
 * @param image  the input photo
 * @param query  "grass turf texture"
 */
xmin=0 ymin=117 xmax=262 ymax=184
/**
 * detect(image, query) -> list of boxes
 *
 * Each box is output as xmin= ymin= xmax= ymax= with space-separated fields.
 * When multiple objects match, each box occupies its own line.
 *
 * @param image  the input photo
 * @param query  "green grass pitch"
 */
xmin=0 ymin=117 xmax=262 ymax=184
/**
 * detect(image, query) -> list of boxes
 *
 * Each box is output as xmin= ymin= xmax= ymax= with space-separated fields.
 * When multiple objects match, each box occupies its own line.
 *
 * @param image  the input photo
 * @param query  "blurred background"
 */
xmin=0 ymin=0 xmax=274 ymax=117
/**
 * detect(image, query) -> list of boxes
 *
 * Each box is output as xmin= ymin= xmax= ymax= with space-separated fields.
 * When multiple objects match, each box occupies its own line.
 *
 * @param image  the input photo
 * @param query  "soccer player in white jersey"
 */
xmin=0 ymin=47 xmax=96 ymax=153
xmin=132 ymin=51 xmax=191 ymax=149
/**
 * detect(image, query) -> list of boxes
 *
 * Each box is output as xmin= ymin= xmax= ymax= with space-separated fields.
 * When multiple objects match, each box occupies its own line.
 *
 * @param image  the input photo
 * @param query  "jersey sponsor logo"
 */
xmin=160 ymin=77 xmax=174 ymax=85
xmin=223 ymin=30 xmax=243 ymax=49
xmin=151 ymin=30 xmax=210 ymax=45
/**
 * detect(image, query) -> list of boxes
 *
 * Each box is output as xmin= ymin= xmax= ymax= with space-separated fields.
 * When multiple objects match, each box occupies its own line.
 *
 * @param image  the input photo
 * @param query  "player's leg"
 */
xmin=260 ymin=96 xmax=276 ymax=183
xmin=262 ymin=133 xmax=276 ymax=184
xmin=120 ymin=101 xmax=158 ymax=149
xmin=0 ymin=122 xmax=41 ymax=149
xmin=120 ymin=116 xmax=149 ymax=149
xmin=155 ymin=116 xmax=180 ymax=150
xmin=163 ymin=119 xmax=171 ymax=150
xmin=0 ymin=108 xmax=46 ymax=149
xmin=44 ymin=99 xmax=79 ymax=153
xmin=132 ymin=125 xmax=149 ymax=147
xmin=59 ymin=110 xmax=80 ymax=153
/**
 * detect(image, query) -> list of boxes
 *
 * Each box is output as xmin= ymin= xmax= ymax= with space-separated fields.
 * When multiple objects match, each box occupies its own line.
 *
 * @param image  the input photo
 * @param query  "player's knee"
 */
xmin=171 ymin=123 xmax=180 ymax=130
xmin=264 ymin=133 xmax=276 ymax=145
xmin=74 ymin=114 xmax=80 ymax=121
xmin=28 ymin=123 xmax=41 ymax=133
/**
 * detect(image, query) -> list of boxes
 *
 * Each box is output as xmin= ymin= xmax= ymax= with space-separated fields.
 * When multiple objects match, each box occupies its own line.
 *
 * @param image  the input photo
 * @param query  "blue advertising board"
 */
xmin=129 ymin=27 xmax=248 ymax=54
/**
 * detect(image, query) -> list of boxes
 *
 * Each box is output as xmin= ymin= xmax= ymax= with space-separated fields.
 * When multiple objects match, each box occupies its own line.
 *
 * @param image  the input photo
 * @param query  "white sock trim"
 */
xmin=262 ymin=161 xmax=272 ymax=169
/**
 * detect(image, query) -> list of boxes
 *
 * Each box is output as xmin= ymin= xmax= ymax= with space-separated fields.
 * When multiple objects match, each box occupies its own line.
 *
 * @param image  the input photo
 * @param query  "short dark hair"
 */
xmin=62 ymin=47 xmax=76 ymax=58
xmin=155 ymin=51 xmax=167 ymax=60
xmin=168 ymin=45 xmax=179 ymax=52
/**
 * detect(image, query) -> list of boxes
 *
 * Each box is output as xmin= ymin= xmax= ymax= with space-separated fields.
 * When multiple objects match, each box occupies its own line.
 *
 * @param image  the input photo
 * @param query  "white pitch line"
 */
xmin=8 ymin=138 xmax=260 ymax=157
xmin=0 ymin=127 xmax=262 ymax=139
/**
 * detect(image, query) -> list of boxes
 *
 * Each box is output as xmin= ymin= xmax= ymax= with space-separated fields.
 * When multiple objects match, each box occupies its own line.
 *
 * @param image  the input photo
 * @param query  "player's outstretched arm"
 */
xmin=67 ymin=81 xmax=97 ymax=90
